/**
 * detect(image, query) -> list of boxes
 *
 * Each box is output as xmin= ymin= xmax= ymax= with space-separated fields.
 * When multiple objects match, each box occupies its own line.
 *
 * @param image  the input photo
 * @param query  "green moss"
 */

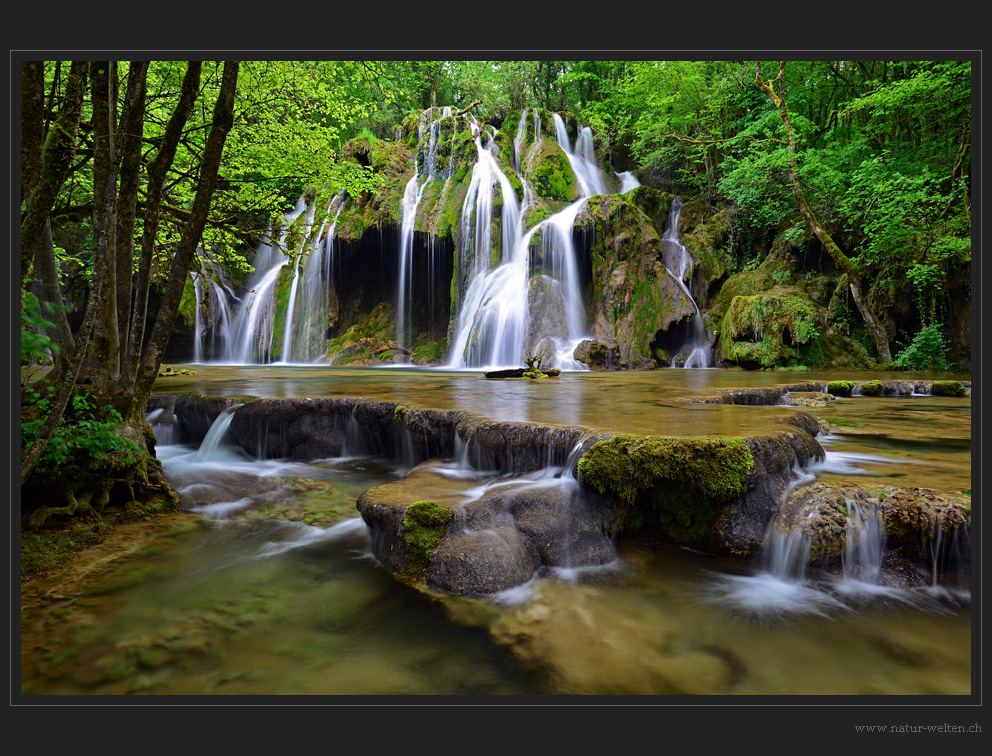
xmin=178 ymin=276 xmax=197 ymax=327
xmin=402 ymin=500 xmax=453 ymax=577
xmin=827 ymin=380 xmax=856 ymax=396
xmin=719 ymin=294 xmax=822 ymax=369
xmin=394 ymin=405 xmax=407 ymax=422
xmin=930 ymin=380 xmax=966 ymax=397
xmin=577 ymin=434 xmax=754 ymax=542
xmin=859 ymin=379 xmax=884 ymax=396
xmin=20 ymin=519 xmax=115 ymax=579
xmin=527 ymin=142 xmax=578 ymax=203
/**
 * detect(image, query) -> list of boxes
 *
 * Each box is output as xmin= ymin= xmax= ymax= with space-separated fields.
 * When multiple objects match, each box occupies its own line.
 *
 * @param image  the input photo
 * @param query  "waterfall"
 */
xmin=396 ymin=112 xmax=452 ymax=358
xmin=616 ymin=171 xmax=641 ymax=193
xmin=193 ymin=186 xmax=352 ymax=365
xmin=219 ymin=198 xmax=307 ymax=363
xmin=193 ymin=406 xmax=241 ymax=462
xmin=841 ymin=498 xmax=886 ymax=585
xmin=279 ymin=201 xmax=319 ymax=362
xmin=448 ymin=110 xmax=605 ymax=370
xmin=192 ymin=274 xmax=203 ymax=363
xmin=661 ymin=198 xmax=709 ymax=368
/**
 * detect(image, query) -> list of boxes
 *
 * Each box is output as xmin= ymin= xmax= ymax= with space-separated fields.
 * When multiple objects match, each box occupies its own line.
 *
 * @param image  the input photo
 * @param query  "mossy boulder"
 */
xmin=522 ymin=139 xmax=579 ymax=204
xmin=859 ymin=379 xmax=884 ymax=396
xmin=929 ymin=380 xmax=967 ymax=397
xmin=719 ymin=293 xmax=823 ymax=369
xmin=577 ymin=434 xmax=755 ymax=542
xmin=827 ymin=380 xmax=856 ymax=396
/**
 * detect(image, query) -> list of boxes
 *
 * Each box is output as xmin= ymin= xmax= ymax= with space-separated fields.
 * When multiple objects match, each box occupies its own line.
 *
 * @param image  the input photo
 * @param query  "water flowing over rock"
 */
xmin=183 ymin=105 xmax=714 ymax=371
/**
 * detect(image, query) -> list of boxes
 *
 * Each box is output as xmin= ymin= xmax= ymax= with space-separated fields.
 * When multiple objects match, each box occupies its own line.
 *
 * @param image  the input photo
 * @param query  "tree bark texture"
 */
xmin=123 ymin=62 xmax=202 ymax=385
xmin=135 ymin=61 xmax=239 ymax=408
xmin=20 ymin=61 xmax=88 ymax=289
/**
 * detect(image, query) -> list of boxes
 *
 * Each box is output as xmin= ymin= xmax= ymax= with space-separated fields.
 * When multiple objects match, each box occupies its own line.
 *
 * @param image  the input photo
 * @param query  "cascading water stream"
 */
xmin=279 ymin=202 xmax=319 ymax=363
xmin=840 ymin=497 xmax=886 ymax=585
xmin=448 ymin=110 xmax=606 ymax=370
xmin=219 ymin=198 xmax=308 ymax=363
xmin=193 ymin=406 xmax=241 ymax=462
xmin=396 ymin=111 xmax=452 ymax=358
xmin=661 ymin=198 xmax=709 ymax=368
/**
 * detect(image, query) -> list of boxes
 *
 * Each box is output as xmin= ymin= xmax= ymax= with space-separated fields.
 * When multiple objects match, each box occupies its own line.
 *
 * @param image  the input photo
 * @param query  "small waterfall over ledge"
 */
xmin=660 ymin=198 xmax=710 ymax=368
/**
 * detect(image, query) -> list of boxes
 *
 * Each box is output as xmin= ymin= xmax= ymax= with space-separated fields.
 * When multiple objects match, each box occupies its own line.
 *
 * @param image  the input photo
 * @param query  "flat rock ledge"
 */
xmin=147 ymin=391 xmax=967 ymax=596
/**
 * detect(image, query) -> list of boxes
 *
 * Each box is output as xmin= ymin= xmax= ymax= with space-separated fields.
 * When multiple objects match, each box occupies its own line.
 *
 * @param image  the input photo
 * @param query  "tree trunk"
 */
xmin=87 ymin=61 xmax=122 ymax=383
xmin=134 ymin=61 xmax=239 ymax=410
xmin=114 ymin=62 xmax=149 ymax=363
xmin=32 ymin=219 xmax=75 ymax=370
xmin=756 ymin=61 xmax=892 ymax=363
xmin=122 ymin=62 xmax=202 ymax=386
xmin=20 ymin=61 xmax=88 ymax=289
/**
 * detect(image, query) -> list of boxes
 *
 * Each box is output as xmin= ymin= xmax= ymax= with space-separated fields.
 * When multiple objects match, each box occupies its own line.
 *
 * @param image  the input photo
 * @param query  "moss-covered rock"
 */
xmin=577 ymin=434 xmax=754 ymax=542
xmin=827 ymin=380 xmax=856 ymax=396
xmin=929 ymin=380 xmax=967 ymax=397
xmin=574 ymin=192 xmax=695 ymax=368
xmin=719 ymin=293 xmax=823 ymax=369
xmin=859 ymin=379 xmax=884 ymax=396
xmin=326 ymin=302 xmax=401 ymax=366
xmin=523 ymin=139 xmax=579 ymax=204
xmin=402 ymin=500 xmax=454 ymax=577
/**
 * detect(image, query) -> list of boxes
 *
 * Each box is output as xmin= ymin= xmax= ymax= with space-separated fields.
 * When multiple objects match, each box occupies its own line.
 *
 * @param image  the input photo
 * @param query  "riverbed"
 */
xmin=19 ymin=365 xmax=972 ymax=696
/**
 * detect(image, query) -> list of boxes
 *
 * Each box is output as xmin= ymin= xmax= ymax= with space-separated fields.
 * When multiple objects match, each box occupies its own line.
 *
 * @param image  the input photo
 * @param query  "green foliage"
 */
xmin=894 ymin=324 xmax=953 ymax=372
xmin=21 ymin=389 xmax=143 ymax=468
xmin=20 ymin=291 xmax=61 ymax=366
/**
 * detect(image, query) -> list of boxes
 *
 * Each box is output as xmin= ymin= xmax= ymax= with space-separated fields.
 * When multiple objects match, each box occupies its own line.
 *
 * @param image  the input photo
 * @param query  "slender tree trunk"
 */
xmin=122 ymin=62 xmax=202 ymax=386
xmin=756 ymin=61 xmax=892 ymax=363
xmin=134 ymin=61 xmax=239 ymax=410
xmin=88 ymin=62 xmax=129 ymax=382
xmin=32 ymin=219 xmax=75 ymax=368
xmin=20 ymin=61 xmax=45 ymax=204
xmin=114 ymin=62 xmax=149 ymax=366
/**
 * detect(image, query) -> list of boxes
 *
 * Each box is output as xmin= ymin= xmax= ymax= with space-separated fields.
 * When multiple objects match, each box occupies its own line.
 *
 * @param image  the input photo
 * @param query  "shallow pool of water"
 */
xmin=20 ymin=365 xmax=972 ymax=696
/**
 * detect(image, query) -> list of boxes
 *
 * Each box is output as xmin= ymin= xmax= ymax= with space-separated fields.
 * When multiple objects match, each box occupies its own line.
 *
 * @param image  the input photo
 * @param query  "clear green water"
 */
xmin=20 ymin=366 xmax=972 ymax=696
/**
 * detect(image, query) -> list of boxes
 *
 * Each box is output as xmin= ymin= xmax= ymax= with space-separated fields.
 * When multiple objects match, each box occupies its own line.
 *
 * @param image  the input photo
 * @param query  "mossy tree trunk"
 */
xmin=19 ymin=60 xmax=88 ymax=290
xmin=21 ymin=61 xmax=239 ymax=496
xmin=756 ymin=61 xmax=892 ymax=364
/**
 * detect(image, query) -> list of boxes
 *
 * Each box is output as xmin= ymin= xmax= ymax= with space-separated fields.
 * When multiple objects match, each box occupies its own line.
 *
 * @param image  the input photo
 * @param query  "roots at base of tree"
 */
xmin=23 ymin=453 xmax=180 ymax=531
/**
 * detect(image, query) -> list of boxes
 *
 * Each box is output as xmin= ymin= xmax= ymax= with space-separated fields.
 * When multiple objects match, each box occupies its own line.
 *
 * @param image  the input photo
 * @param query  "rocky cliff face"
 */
xmin=178 ymin=105 xmax=969 ymax=373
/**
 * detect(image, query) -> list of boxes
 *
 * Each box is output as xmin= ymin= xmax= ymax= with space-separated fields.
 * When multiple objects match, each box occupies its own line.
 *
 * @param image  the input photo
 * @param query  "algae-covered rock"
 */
xmin=575 ymin=192 xmax=696 ymax=368
xmin=577 ymin=434 xmax=755 ymax=542
xmin=929 ymin=380 xmax=967 ymax=397
xmin=719 ymin=293 xmax=823 ymax=369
